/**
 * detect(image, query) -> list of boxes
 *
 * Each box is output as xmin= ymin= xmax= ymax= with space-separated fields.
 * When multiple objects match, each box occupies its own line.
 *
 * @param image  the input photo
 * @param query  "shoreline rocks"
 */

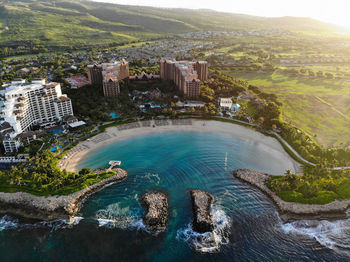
xmin=0 ymin=168 xmax=128 ymax=221
xmin=141 ymin=192 xmax=168 ymax=232
xmin=189 ymin=189 xmax=214 ymax=233
xmin=233 ymin=169 xmax=350 ymax=221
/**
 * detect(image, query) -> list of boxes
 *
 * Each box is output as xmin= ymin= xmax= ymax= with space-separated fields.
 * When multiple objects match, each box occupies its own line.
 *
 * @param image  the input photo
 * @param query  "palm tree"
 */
xmin=285 ymin=170 xmax=293 ymax=176
xmin=14 ymin=175 xmax=23 ymax=186
xmin=32 ymin=172 xmax=44 ymax=186
xmin=52 ymin=177 xmax=63 ymax=190
xmin=67 ymin=134 xmax=74 ymax=143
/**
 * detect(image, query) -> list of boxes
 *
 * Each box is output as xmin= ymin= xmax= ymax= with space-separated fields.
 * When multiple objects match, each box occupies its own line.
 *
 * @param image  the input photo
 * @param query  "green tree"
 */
xmin=79 ymin=168 xmax=92 ymax=175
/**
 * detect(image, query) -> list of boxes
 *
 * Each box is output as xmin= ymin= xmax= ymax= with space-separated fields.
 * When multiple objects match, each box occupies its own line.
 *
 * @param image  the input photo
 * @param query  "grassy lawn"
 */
xmin=0 ymin=171 xmax=116 ymax=197
xmin=268 ymin=175 xmax=350 ymax=204
xmin=227 ymin=71 xmax=350 ymax=148
xmin=277 ymin=190 xmax=338 ymax=204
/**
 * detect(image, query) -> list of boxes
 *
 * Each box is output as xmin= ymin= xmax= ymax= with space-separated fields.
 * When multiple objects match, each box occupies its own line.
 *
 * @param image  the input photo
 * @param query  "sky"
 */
xmin=92 ymin=0 xmax=350 ymax=28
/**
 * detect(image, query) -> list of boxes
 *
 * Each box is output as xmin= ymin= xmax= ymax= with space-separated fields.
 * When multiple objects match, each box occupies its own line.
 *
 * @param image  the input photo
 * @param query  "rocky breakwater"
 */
xmin=233 ymin=169 xmax=350 ymax=220
xmin=141 ymin=192 xmax=168 ymax=232
xmin=189 ymin=189 xmax=214 ymax=233
xmin=0 ymin=168 xmax=128 ymax=221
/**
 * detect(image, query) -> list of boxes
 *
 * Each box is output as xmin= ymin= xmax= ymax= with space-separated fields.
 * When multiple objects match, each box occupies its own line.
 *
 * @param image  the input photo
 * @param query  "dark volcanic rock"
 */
xmin=189 ymin=189 xmax=214 ymax=233
xmin=141 ymin=192 xmax=168 ymax=232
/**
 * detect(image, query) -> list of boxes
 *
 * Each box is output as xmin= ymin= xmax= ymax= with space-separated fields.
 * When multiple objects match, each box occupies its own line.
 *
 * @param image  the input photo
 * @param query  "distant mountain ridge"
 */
xmin=0 ymin=0 xmax=343 ymax=47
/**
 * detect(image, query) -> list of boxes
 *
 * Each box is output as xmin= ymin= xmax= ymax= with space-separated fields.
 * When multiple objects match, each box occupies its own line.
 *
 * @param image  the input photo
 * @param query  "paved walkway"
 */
xmin=269 ymin=130 xmax=350 ymax=170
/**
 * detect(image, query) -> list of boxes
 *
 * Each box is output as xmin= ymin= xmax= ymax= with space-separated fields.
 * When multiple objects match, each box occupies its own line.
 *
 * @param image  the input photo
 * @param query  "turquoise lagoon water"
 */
xmin=1 ymin=131 xmax=350 ymax=261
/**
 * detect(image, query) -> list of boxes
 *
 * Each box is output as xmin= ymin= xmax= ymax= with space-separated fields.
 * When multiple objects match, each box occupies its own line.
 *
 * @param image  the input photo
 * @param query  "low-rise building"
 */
xmin=62 ymin=115 xmax=78 ymax=124
xmin=218 ymin=98 xmax=233 ymax=110
xmin=66 ymin=75 xmax=89 ymax=89
xmin=68 ymin=121 xmax=86 ymax=129
xmin=129 ymin=72 xmax=160 ymax=83
xmin=176 ymin=101 xmax=206 ymax=108
xmin=19 ymin=130 xmax=41 ymax=144
xmin=0 ymin=155 xmax=28 ymax=164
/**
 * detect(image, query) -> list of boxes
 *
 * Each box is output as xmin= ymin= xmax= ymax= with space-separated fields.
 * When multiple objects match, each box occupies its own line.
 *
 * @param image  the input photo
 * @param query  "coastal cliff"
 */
xmin=140 ymin=192 xmax=168 ymax=232
xmin=0 ymin=168 xmax=128 ymax=221
xmin=233 ymin=169 xmax=350 ymax=220
xmin=189 ymin=189 xmax=214 ymax=233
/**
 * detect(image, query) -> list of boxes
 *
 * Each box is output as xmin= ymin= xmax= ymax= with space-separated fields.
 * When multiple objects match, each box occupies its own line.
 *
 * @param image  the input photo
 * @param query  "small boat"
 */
xmin=109 ymin=160 xmax=122 ymax=166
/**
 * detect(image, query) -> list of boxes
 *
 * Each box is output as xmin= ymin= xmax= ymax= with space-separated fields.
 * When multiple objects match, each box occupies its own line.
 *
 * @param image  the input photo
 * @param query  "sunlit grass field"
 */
xmin=228 ymin=71 xmax=350 ymax=148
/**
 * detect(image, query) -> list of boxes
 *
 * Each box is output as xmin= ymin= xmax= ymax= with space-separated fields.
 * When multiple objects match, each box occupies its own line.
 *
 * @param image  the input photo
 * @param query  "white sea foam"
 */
xmin=280 ymin=218 xmax=350 ymax=253
xmin=68 ymin=216 xmax=84 ymax=226
xmin=129 ymin=218 xmax=148 ymax=232
xmin=97 ymin=218 xmax=115 ymax=228
xmin=0 ymin=215 xmax=83 ymax=232
xmin=96 ymin=202 xmax=140 ymax=229
xmin=0 ymin=215 xmax=18 ymax=231
xmin=176 ymin=206 xmax=231 ymax=253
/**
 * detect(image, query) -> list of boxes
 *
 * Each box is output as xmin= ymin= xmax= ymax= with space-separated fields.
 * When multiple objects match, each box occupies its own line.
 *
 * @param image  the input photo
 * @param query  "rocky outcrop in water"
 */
xmin=0 ymin=168 xmax=128 ymax=221
xmin=189 ymin=189 xmax=214 ymax=233
xmin=141 ymin=192 xmax=168 ymax=232
xmin=233 ymin=169 xmax=350 ymax=220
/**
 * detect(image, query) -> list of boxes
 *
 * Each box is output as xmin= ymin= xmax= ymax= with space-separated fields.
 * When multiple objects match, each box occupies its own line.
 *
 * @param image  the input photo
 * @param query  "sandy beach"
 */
xmin=59 ymin=119 xmax=301 ymax=173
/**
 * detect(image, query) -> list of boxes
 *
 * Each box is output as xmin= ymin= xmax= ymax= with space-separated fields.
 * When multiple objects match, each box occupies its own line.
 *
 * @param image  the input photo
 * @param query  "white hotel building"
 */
xmin=0 ymin=79 xmax=73 ymax=153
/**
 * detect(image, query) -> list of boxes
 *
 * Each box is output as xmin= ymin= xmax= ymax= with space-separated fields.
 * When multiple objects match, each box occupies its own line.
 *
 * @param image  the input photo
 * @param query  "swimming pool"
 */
xmin=50 ymin=145 xmax=62 ymax=152
xmin=109 ymin=112 xmax=120 ymax=119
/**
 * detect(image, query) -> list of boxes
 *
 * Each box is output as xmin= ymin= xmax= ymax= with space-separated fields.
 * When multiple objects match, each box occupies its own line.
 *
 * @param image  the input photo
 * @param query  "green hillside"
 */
xmin=0 ymin=0 xmax=344 ymax=49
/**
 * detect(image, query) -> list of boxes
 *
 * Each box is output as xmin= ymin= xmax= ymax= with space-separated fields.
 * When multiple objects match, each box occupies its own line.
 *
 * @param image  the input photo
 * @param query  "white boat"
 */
xmin=109 ymin=160 xmax=122 ymax=166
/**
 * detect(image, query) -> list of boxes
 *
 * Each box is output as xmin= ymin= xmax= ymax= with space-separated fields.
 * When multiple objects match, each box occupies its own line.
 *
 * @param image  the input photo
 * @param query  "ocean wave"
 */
xmin=129 ymin=218 xmax=148 ymax=232
xmin=27 ymin=216 xmax=84 ymax=231
xmin=97 ymin=218 xmax=116 ymax=228
xmin=280 ymin=218 xmax=350 ymax=253
xmin=67 ymin=216 xmax=84 ymax=226
xmin=0 ymin=215 xmax=84 ymax=232
xmin=96 ymin=202 xmax=141 ymax=229
xmin=176 ymin=206 xmax=231 ymax=253
xmin=0 ymin=215 xmax=19 ymax=231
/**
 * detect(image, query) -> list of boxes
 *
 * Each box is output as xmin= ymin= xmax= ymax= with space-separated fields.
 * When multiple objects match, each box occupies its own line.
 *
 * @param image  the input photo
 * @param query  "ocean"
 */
xmin=1 ymin=131 xmax=349 ymax=261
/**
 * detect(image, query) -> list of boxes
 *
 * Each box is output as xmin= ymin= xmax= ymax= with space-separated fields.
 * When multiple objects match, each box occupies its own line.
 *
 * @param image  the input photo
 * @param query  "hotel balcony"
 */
xmin=17 ymin=97 xmax=27 ymax=102
xmin=13 ymin=110 xmax=24 ymax=115
xmin=14 ymin=103 xmax=25 ymax=108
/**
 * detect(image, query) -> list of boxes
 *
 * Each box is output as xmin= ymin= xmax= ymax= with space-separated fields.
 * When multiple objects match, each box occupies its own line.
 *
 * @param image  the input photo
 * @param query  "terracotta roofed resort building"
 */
xmin=87 ymin=59 xmax=130 ymax=97
xmin=160 ymin=59 xmax=208 ymax=98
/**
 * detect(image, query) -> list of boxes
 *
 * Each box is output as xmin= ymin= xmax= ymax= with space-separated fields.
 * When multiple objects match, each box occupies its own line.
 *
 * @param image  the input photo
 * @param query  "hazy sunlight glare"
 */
xmin=92 ymin=0 xmax=350 ymax=28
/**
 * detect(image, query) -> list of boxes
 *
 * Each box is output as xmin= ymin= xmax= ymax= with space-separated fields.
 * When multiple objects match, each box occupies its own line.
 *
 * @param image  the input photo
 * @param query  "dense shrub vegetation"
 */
xmin=267 ymin=167 xmax=350 ymax=204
